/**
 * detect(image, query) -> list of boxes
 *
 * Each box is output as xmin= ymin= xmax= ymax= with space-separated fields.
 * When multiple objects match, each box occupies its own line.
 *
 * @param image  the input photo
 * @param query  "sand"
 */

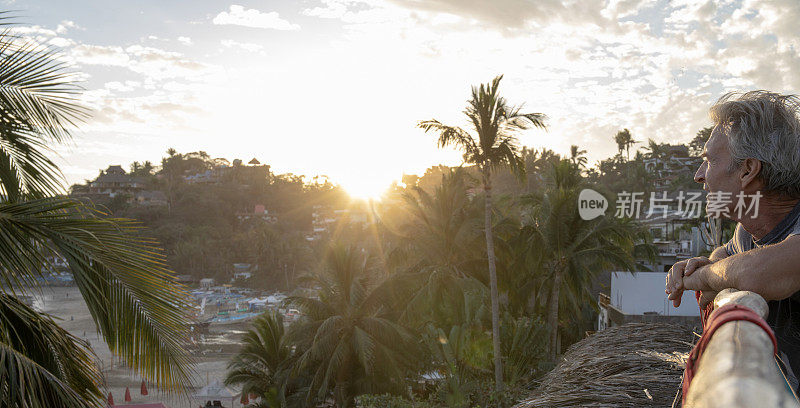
xmin=26 ymin=285 xmax=251 ymax=408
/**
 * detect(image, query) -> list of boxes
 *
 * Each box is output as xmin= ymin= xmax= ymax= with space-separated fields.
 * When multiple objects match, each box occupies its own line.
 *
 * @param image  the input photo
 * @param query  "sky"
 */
xmin=8 ymin=0 xmax=800 ymax=198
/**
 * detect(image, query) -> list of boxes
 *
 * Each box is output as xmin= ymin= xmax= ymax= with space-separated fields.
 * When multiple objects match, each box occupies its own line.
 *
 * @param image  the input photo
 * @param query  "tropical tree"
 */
xmin=384 ymin=168 xmax=487 ymax=328
xmin=689 ymin=126 xmax=713 ymax=157
xmin=520 ymin=159 xmax=652 ymax=362
xmin=0 ymin=18 xmax=193 ymax=407
xmin=225 ymin=311 xmax=299 ymax=407
xmin=643 ymin=138 xmax=665 ymax=160
xmin=569 ymin=145 xmax=587 ymax=169
xmin=613 ymin=128 xmax=637 ymax=160
xmin=418 ymin=75 xmax=546 ymax=392
xmin=287 ymin=245 xmax=420 ymax=407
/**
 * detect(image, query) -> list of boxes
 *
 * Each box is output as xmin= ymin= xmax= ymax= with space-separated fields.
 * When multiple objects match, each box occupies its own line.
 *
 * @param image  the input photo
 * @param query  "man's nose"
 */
xmin=694 ymin=162 xmax=706 ymax=184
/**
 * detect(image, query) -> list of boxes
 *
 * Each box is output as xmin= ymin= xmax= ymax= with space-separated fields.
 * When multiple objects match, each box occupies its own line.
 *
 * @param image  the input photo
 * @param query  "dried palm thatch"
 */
xmin=516 ymin=323 xmax=696 ymax=408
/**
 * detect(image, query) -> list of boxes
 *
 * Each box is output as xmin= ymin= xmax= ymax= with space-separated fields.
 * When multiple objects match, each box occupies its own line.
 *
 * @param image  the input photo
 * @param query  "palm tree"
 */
xmin=613 ymin=129 xmax=637 ymax=160
xmin=520 ymin=160 xmax=650 ymax=362
xmin=569 ymin=145 xmax=587 ymax=169
xmin=643 ymin=138 xmax=664 ymax=160
xmin=0 ymin=18 xmax=193 ymax=406
xmin=418 ymin=75 xmax=546 ymax=392
xmin=384 ymin=169 xmax=487 ymax=327
xmin=287 ymin=245 xmax=419 ymax=407
xmin=225 ymin=311 xmax=297 ymax=407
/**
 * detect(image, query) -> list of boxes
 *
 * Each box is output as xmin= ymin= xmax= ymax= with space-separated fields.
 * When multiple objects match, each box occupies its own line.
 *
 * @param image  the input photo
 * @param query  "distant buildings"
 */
xmin=232 ymin=263 xmax=256 ymax=281
xmin=307 ymin=205 xmax=369 ymax=241
xmin=72 ymin=165 xmax=166 ymax=206
xmin=236 ymin=204 xmax=277 ymax=223
xmin=598 ymin=144 xmax=710 ymax=330
xmin=643 ymin=145 xmax=701 ymax=191
xmin=184 ymin=158 xmax=270 ymax=186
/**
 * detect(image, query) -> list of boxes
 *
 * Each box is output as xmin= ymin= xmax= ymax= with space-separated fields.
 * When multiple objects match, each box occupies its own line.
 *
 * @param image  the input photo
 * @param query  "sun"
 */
xmin=342 ymin=179 xmax=387 ymax=201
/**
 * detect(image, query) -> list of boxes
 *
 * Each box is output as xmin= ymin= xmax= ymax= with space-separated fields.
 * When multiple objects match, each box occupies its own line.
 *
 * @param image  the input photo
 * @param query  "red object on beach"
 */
xmin=107 ymin=392 xmax=114 ymax=405
xmin=241 ymin=393 xmax=249 ymax=405
xmin=140 ymin=379 xmax=148 ymax=396
xmin=124 ymin=387 xmax=131 ymax=402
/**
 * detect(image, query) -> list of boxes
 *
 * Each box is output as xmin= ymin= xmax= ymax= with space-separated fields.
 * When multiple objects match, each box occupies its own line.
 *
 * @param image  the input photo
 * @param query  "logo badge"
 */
xmin=578 ymin=189 xmax=608 ymax=220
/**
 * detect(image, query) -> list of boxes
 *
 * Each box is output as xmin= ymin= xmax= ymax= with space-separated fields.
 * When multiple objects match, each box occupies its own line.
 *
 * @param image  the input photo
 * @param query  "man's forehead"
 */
xmin=704 ymin=126 xmax=726 ymax=155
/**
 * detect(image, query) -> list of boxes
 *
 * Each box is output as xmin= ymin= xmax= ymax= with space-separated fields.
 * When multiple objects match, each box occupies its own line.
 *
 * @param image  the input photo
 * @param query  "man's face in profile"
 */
xmin=694 ymin=125 xmax=743 ymax=220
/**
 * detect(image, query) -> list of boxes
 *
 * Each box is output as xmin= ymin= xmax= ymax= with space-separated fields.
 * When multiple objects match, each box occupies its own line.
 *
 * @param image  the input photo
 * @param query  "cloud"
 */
xmin=221 ymin=39 xmax=264 ymax=53
xmin=213 ymin=5 xmax=300 ymax=30
xmin=9 ymin=25 xmax=57 ymax=37
xmin=104 ymin=81 xmax=140 ymax=93
xmin=177 ymin=36 xmax=192 ymax=45
xmin=71 ymin=44 xmax=130 ymax=66
xmin=56 ymin=20 xmax=81 ymax=34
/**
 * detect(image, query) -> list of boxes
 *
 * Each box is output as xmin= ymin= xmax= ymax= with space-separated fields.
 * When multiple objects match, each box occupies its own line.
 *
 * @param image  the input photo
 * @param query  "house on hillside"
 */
xmin=75 ymin=165 xmax=144 ymax=199
xmin=643 ymin=144 xmax=702 ymax=190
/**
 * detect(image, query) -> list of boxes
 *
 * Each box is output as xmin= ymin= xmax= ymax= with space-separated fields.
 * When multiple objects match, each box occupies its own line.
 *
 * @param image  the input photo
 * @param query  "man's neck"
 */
xmin=739 ymin=194 xmax=800 ymax=241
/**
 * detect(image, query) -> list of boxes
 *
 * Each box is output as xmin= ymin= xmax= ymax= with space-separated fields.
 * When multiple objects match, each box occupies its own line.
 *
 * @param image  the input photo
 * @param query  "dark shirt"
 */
xmin=724 ymin=200 xmax=800 ymax=390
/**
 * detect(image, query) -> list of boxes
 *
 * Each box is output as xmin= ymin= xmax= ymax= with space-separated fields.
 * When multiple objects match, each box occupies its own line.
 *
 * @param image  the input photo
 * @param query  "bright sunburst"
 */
xmin=341 ymin=179 xmax=388 ymax=201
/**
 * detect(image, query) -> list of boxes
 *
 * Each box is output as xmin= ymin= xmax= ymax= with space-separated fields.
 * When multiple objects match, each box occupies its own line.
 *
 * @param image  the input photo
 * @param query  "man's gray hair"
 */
xmin=710 ymin=90 xmax=800 ymax=198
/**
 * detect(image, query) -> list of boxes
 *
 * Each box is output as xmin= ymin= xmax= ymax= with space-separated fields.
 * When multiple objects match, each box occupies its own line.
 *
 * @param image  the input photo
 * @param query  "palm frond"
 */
xmin=0 ymin=293 xmax=102 ymax=407
xmin=0 ymin=198 xmax=194 ymax=393
xmin=0 ymin=25 xmax=89 ymax=200
xmin=417 ymin=120 xmax=481 ymax=163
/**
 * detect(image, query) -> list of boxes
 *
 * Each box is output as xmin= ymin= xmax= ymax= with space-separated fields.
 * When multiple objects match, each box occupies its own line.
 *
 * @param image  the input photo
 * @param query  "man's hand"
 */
xmin=665 ymin=256 xmax=713 ymax=307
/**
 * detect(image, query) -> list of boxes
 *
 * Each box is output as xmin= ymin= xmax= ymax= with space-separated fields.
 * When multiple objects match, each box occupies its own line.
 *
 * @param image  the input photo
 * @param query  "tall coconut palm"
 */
xmin=418 ymin=75 xmax=546 ymax=392
xmin=613 ymin=128 xmax=637 ymax=161
xmin=287 ymin=245 xmax=420 ymax=407
xmin=520 ymin=160 xmax=652 ymax=362
xmin=0 ymin=18 xmax=193 ymax=407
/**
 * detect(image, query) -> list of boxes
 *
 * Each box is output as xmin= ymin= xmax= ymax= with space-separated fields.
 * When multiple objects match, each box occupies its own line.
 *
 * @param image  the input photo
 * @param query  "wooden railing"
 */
xmin=684 ymin=289 xmax=799 ymax=408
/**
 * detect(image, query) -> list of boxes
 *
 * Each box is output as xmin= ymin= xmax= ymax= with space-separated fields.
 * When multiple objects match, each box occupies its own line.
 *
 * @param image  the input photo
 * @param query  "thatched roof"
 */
xmin=516 ymin=323 xmax=695 ymax=408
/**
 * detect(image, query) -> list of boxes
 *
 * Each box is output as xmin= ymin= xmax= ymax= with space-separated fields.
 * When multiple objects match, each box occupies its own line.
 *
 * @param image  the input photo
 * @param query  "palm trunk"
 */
xmin=483 ymin=169 xmax=503 ymax=393
xmin=547 ymin=263 xmax=563 ymax=363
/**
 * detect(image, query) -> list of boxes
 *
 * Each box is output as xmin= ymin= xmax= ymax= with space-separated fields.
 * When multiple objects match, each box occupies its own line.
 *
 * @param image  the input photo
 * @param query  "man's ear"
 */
xmin=740 ymin=158 xmax=762 ymax=189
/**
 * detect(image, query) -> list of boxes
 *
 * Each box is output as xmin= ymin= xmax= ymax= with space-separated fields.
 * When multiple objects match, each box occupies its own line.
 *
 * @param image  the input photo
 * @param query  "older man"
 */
xmin=665 ymin=90 xmax=800 ymax=389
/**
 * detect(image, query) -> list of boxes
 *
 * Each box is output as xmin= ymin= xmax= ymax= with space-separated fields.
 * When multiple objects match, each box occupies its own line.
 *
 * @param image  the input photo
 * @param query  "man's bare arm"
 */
xmin=665 ymin=246 xmax=729 ymax=306
xmin=708 ymin=245 xmax=730 ymax=262
xmin=684 ymin=235 xmax=800 ymax=301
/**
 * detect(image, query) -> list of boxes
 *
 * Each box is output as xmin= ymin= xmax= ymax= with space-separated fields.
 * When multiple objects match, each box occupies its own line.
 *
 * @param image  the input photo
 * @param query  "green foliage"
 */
xmin=518 ymin=159 xmax=654 ymax=360
xmin=690 ymin=126 xmax=713 ymax=157
xmin=0 ymin=293 xmax=101 ymax=407
xmin=418 ymin=74 xmax=549 ymax=393
xmin=287 ymin=245 xmax=422 ymax=407
xmin=225 ymin=311 xmax=306 ymax=407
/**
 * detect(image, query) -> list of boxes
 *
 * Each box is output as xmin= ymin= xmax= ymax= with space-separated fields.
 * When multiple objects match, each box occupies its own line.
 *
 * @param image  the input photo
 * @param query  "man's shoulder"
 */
xmin=725 ymin=223 xmax=753 ymax=255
